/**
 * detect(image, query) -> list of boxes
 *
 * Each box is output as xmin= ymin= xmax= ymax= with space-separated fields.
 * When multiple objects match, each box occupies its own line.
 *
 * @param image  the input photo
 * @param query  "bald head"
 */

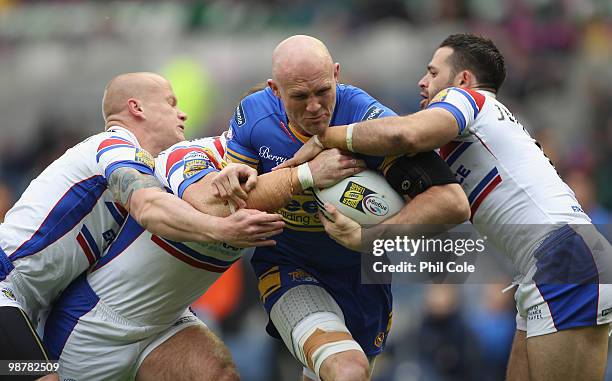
xmin=102 ymin=72 xmax=169 ymax=122
xmin=272 ymin=35 xmax=334 ymax=83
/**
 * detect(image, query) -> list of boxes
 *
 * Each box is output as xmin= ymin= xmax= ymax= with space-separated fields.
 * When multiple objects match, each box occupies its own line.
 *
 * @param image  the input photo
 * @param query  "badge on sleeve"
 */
xmin=135 ymin=148 xmax=155 ymax=170
xmin=183 ymin=151 xmax=211 ymax=179
xmin=430 ymin=88 xmax=450 ymax=104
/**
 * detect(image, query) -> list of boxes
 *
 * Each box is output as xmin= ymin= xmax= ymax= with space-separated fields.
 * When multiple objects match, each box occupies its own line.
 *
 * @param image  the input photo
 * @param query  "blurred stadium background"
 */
xmin=0 ymin=0 xmax=611 ymax=380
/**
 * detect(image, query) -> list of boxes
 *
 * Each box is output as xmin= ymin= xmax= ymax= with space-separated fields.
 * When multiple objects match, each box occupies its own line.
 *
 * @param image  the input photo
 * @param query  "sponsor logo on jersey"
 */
xmin=374 ymin=332 xmax=385 ymax=348
xmin=340 ymin=181 xmax=388 ymax=216
xmin=134 ymin=148 xmax=155 ymax=170
xmin=1 ymin=287 xmax=16 ymax=301
xmin=430 ymin=88 xmax=450 ymax=104
xmin=258 ymin=146 xmax=288 ymax=166
xmin=362 ymin=105 xmax=385 ymax=121
xmin=234 ymin=102 xmax=246 ymax=126
xmin=280 ymin=191 xmax=324 ymax=231
xmin=183 ymin=151 xmax=211 ymax=179
xmin=102 ymin=229 xmax=116 ymax=244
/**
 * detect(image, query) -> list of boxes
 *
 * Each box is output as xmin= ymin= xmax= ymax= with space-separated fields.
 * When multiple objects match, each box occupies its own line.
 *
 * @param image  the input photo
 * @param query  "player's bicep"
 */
xmin=107 ymin=167 xmax=164 ymax=209
xmin=383 ymin=151 xmax=458 ymax=198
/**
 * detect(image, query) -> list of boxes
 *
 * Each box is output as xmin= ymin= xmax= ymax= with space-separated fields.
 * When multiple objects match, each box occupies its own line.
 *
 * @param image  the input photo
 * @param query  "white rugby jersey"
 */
xmin=86 ymin=133 xmax=245 ymax=325
xmin=0 ymin=126 xmax=154 ymax=320
xmin=427 ymin=88 xmax=590 ymax=273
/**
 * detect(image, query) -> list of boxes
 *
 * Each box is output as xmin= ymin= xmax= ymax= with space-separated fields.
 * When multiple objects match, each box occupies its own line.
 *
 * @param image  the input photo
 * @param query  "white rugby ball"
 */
xmin=313 ymin=169 xmax=404 ymax=226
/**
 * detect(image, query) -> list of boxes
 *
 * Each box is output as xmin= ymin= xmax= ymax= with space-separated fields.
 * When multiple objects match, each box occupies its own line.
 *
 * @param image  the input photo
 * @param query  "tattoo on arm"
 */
xmin=108 ymin=167 xmax=164 ymax=207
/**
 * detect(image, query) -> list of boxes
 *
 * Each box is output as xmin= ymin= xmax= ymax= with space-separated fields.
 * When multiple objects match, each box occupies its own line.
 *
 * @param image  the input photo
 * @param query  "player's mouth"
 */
xmin=419 ymin=93 xmax=429 ymax=109
xmin=178 ymin=124 xmax=185 ymax=131
xmin=307 ymin=114 xmax=327 ymax=122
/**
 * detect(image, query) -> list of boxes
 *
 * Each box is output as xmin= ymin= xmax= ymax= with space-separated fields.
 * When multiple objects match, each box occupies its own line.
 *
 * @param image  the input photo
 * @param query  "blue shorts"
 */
xmin=251 ymin=256 xmax=393 ymax=356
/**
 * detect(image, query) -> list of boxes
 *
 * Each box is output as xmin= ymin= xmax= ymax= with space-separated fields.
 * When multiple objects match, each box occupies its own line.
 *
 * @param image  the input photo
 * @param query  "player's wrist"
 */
xmin=297 ymin=163 xmax=314 ymax=190
xmin=319 ymin=125 xmax=350 ymax=151
xmin=345 ymin=123 xmax=356 ymax=152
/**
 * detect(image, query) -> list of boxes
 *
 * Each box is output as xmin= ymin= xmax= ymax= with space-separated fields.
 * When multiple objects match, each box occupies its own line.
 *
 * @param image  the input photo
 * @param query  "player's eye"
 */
xmin=292 ymin=94 xmax=307 ymax=100
xmin=316 ymin=88 xmax=330 ymax=96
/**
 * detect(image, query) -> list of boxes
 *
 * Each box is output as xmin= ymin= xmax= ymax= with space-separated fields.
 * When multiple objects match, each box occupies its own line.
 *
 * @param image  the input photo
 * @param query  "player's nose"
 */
xmin=418 ymin=75 xmax=428 ymax=89
xmin=306 ymin=98 xmax=321 ymax=113
xmin=178 ymin=110 xmax=187 ymax=122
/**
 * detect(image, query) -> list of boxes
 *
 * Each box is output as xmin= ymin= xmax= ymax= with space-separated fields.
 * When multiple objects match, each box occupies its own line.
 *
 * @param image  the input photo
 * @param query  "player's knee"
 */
xmin=321 ymin=351 xmax=370 ymax=381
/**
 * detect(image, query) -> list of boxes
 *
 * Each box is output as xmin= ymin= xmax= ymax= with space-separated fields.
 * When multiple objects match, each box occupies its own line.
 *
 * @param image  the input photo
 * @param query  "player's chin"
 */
xmin=305 ymin=121 xmax=329 ymax=136
xmin=419 ymin=98 xmax=429 ymax=109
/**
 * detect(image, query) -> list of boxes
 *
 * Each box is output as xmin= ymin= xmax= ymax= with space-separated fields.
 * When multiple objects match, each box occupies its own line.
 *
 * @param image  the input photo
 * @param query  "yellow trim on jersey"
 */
xmin=259 ymin=266 xmax=280 ymax=280
xmin=225 ymin=147 xmax=259 ymax=167
xmin=258 ymin=267 xmax=281 ymax=302
xmin=379 ymin=154 xmax=402 ymax=175
xmin=288 ymin=122 xmax=311 ymax=144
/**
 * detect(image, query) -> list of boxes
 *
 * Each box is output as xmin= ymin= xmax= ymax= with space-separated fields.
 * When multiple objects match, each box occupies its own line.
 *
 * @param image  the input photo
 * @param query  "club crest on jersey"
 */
xmin=362 ymin=105 xmax=385 ymax=121
xmin=183 ymin=151 xmax=210 ymax=179
xmin=135 ymin=148 xmax=155 ymax=170
xmin=234 ymin=102 xmax=246 ymax=127
xmin=374 ymin=332 xmax=385 ymax=348
xmin=430 ymin=88 xmax=450 ymax=104
xmin=340 ymin=182 xmax=390 ymax=217
xmin=288 ymin=269 xmax=317 ymax=283
xmin=1 ymin=287 xmax=16 ymax=301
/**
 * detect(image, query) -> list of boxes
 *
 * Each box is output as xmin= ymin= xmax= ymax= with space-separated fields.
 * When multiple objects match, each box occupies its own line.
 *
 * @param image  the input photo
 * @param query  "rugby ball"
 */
xmin=313 ymin=169 xmax=404 ymax=226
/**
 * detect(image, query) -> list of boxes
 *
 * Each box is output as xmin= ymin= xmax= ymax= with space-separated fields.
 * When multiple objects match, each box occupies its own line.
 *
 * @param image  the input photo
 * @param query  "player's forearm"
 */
xmin=383 ymin=184 xmax=470 ymax=226
xmin=130 ymin=188 xmax=219 ymax=243
xmin=183 ymin=168 xmax=301 ymax=217
xmin=320 ymin=109 xmax=458 ymax=154
xmin=244 ymin=167 xmax=301 ymax=211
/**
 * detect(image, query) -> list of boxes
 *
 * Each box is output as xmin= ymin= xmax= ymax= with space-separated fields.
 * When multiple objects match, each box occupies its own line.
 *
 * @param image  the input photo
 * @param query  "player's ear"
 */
xmin=333 ymin=63 xmax=340 ymax=82
xmin=267 ymin=79 xmax=281 ymax=98
xmin=127 ymin=99 xmax=145 ymax=118
xmin=458 ymin=70 xmax=475 ymax=88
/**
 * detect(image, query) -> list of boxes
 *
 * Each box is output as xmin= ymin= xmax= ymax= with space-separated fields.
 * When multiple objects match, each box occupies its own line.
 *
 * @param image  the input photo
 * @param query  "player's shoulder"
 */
xmin=336 ymin=83 xmax=372 ymax=101
xmin=430 ymin=87 xmax=487 ymax=110
xmin=157 ymin=137 xmax=224 ymax=174
xmin=232 ymin=87 xmax=280 ymax=128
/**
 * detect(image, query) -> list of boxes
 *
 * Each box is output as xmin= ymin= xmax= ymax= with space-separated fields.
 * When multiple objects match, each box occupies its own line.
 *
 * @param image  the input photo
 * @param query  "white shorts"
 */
xmin=515 ymin=225 xmax=612 ymax=338
xmin=41 ymin=277 xmax=204 ymax=380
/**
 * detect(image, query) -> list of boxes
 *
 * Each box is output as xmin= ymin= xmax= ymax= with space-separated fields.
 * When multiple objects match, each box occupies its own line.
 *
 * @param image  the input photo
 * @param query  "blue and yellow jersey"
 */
xmin=225 ymin=84 xmax=397 ymax=269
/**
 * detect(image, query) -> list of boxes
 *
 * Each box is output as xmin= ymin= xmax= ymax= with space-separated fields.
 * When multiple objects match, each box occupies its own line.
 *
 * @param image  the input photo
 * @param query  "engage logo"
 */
xmin=363 ymin=195 xmax=390 ymax=216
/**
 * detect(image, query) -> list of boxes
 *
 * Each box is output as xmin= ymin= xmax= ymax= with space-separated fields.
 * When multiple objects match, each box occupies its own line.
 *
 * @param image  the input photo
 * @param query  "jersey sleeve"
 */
xmin=155 ymin=144 xmax=222 ymax=199
xmin=96 ymin=129 xmax=155 ymax=179
xmin=224 ymin=99 xmax=260 ymax=169
xmin=426 ymin=87 xmax=486 ymax=136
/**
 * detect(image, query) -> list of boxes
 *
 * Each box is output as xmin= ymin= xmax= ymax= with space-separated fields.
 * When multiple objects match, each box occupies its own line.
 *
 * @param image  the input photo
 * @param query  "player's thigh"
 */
xmin=526 ymin=324 xmax=609 ymax=381
xmin=506 ymin=329 xmax=530 ymax=381
xmin=271 ymin=284 xmax=369 ymax=380
xmin=136 ymin=324 xmax=238 ymax=381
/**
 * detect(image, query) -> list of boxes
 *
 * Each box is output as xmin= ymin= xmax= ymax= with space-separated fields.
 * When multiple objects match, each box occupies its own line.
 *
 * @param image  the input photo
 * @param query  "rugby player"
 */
xmin=43 ymin=131 xmax=360 ymax=380
xmin=279 ymin=33 xmax=612 ymax=381
xmin=0 ymin=72 xmax=282 ymax=379
xmin=223 ymin=35 xmax=470 ymax=381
